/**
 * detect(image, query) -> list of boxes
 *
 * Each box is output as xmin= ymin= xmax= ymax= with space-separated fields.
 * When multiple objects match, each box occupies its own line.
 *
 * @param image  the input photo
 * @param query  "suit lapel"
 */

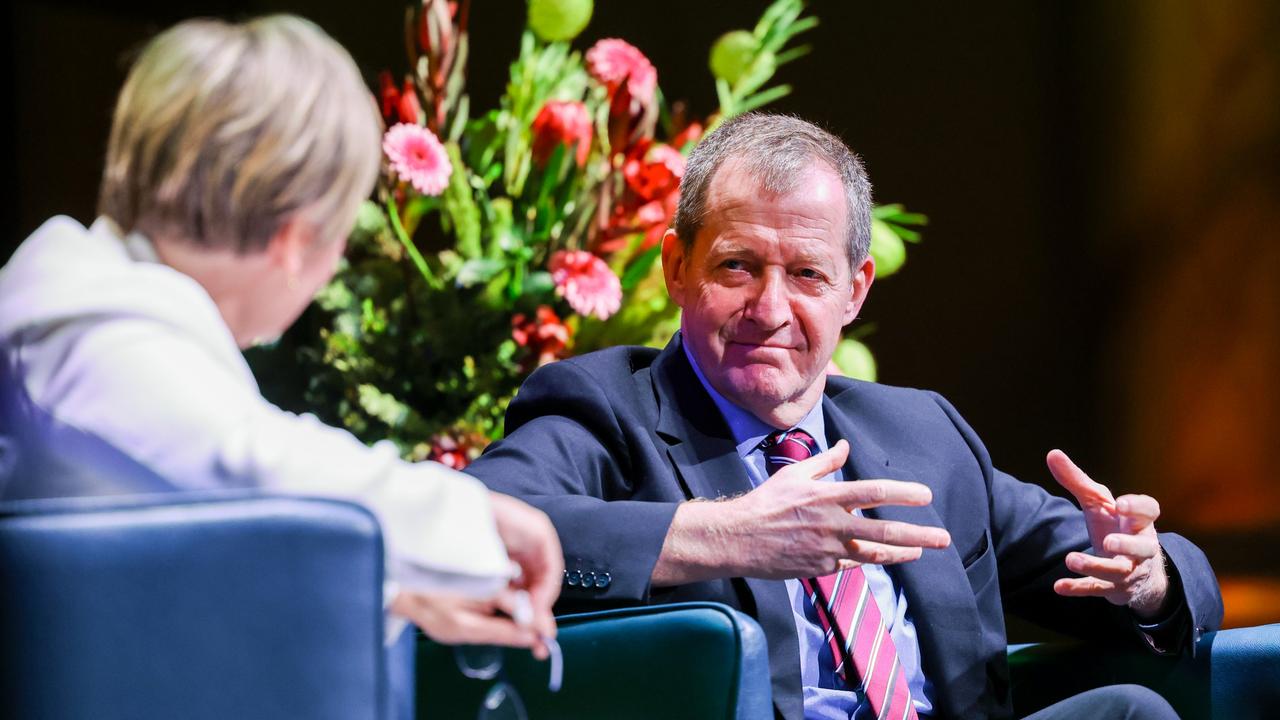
xmin=651 ymin=337 xmax=804 ymax=720
xmin=652 ymin=337 xmax=756 ymax=501
xmin=822 ymin=391 xmax=985 ymax=718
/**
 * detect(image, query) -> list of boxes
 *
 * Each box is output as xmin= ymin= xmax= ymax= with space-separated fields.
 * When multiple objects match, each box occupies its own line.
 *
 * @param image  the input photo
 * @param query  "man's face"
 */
xmin=662 ymin=159 xmax=874 ymax=427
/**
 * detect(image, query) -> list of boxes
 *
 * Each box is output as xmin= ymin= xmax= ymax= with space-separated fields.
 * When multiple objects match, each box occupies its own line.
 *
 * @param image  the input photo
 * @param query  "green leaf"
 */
xmin=534 ymin=142 xmax=567 ymax=208
xmin=620 ymin=244 xmax=662 ymax=290
xmin=441 ymin=143 xmax=482 ymax=258
xmin=737 ymin=84 xmax=792 ymax=114
xmin=771 ymin=15 xmax=819 ymax=50
xmin=356 ymin=383 xmax=430 ymax=435
xmin=525 ymin=270 xmax=555 ymax=296
xmin=715 ymin=78 xmax=735 ymax=118
xmin=892 ymin=212 xmax=929 ymax=226
xmin=886 ymin=224 xmax=922 ymax=243
xmin=773 ymin=44 xmax=812 ymax=67
xmin=447 ymin=93 xmax=470 ymax=144
xmin=314 ymin=279 xmax=357 ymax=312
xmin=456 ymin=258 xmax=506 ymax=287
xmin=872 ymin=203 xmax=904 ymax=219
xmin=386 ymin=195 xmax=443 ymax=290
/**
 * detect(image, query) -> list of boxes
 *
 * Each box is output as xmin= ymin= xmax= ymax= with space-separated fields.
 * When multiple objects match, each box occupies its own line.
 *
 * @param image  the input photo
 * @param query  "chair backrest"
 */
xmin=1008 ymin=623 xmax=1280 ymax=719
xmin=0 ymin=492 xmax=388 ymax=720
xmin=416 ymin=601 xmax=775 ymax=719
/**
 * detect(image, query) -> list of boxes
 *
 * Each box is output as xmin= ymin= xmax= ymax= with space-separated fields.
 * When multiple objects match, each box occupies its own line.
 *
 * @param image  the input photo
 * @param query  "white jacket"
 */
xmin=0 ymin=216 xmax=510 ymax=601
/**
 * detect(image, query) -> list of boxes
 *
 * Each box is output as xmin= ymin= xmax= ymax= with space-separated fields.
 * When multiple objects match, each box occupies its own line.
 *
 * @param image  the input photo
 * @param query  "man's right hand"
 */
xmin=652 ymin=440 xmax=951 ymax=585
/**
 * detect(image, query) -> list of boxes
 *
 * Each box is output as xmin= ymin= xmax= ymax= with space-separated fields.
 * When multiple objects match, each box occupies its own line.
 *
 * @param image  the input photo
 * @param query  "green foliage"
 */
xmin=711 ymin=0 xmax=816 ymax=126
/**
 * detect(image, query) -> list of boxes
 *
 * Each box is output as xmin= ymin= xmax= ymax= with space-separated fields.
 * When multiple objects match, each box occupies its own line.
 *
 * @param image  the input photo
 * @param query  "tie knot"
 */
xmin=759 ymin=428 xmax=819 ymax=476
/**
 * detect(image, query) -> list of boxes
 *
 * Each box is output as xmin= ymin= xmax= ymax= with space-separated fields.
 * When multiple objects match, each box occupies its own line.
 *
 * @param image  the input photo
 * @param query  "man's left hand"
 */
xmin=1046 ymin=449 xmax=1172 ymax=620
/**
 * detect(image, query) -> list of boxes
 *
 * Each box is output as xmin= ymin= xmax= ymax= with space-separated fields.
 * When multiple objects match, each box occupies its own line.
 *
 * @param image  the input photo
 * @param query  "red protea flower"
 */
xmin=397 ymin=80 xmax=422 ymax=125
xmin=623 ymin=142 xmax=685 ymax=201
xmin=378 ymin=70 xmax=401 ymax=123
xmin=671 ymin=121 xmax=704 ymax=151
xmin=549 ymin=250 xmax=623 ymax=321
xmin=511 ymin=305 xmax=572 ymax=367
xmin=531 ymin=100 xmax=593 ymax=167
xmin=377 ymin=72 xmax=424 ymax=126
xmin=586 ymin=38 xmax=657 ymax=107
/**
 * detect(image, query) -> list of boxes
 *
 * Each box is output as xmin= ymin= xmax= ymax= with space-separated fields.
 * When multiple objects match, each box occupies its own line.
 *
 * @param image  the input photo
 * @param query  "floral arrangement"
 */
xmin=255 ymin=0 xmax=924 ymax=467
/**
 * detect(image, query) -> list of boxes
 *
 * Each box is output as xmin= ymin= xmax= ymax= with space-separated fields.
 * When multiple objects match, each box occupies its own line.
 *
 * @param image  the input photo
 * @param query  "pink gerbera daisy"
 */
xmin=383 ymin=122 xmax=452 ymax=196
xmin=549 ymin=250 xmax=623 ymax=321
xmin=586 ymin=38 xmax=657 ymax=106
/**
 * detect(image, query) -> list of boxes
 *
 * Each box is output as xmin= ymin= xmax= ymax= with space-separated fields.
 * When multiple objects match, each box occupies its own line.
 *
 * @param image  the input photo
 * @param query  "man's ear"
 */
xmin=843 ymin=255 xmax=875 ymax=325
xmin=661 ymin=228 xmax=688 ymax=308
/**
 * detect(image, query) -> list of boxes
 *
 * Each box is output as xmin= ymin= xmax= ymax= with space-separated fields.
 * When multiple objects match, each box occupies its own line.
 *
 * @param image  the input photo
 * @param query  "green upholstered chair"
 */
xmin=415 ymin=602 xmax=773 ymax=719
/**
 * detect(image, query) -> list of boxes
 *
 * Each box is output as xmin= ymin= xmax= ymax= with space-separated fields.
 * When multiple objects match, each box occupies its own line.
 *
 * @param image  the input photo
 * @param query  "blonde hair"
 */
xmin=98 ymin=15 xmax=382 ymax=253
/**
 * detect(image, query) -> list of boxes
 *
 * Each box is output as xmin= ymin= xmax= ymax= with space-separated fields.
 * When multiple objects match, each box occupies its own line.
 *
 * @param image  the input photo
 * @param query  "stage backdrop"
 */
xmin=5 ymin=0 xmax=1278 ymax=630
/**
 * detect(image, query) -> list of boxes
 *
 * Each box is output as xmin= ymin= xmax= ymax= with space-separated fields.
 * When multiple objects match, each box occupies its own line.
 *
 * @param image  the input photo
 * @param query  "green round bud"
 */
xmin=709 ymin=30 xmax=759 ymax=85
xmin=528 ymin=0 xmax=593 ymax=43
xmin=833 ymin=338 xmax=878 ymax=382
xmin=870 ymin=218 xmax=907 ymax=278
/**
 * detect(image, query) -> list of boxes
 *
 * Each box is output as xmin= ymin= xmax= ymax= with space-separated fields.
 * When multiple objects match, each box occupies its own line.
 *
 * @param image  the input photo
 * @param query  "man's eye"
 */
xmin=797 ymin=268 xmax=823 ymax=280
xmin=722 ymin=259 xmax=746 ymax=271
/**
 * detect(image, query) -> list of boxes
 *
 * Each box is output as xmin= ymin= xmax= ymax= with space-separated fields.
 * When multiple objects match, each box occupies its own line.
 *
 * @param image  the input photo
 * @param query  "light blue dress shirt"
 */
xmin=683 ymin=345 xmax=935 ymax=718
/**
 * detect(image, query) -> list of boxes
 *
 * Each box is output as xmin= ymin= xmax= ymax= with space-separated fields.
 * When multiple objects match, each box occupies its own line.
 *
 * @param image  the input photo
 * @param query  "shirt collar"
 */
xmin=681 ymin=337 xmax=828 ymax=460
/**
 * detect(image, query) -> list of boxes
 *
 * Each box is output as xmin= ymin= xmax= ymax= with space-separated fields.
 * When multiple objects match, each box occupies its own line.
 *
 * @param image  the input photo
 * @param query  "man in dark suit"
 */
xmin=466 ymin=113 xmax=1222 ymax=719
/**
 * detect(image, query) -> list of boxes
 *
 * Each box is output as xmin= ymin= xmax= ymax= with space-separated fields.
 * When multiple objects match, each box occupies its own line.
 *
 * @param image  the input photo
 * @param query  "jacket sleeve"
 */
xmin=466 ymin=358 xmax=680 ymax=606
xmin=12 ymin=317 xmax=511 ymax=599
xmin=927 ymin=391 xmax=1223 ymax=655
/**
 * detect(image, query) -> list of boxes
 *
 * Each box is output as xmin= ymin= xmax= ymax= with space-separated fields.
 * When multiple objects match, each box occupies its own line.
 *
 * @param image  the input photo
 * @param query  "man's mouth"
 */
xmin=726 ymin=340 xmax=796 ymax=351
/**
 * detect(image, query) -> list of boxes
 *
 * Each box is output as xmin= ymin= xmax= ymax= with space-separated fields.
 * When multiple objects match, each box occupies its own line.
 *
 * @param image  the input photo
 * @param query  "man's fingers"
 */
xmin=1065 ymin=551 xmax=1134 ymax=580
xmin=827 ymin=479 xmax=933 ymax=511
xmin=790 ymin=439 xmax=850 ymax=479
xmin=846 ymin=539 xmax=925 ymax=566
xmin=1115 ymin=494 xmax=1161 ymax=531
xmin=1054 ymin=576 xmax=1116 ymax=597
xmin=1102 ymin=533 xmax=1160 ymax=559
xmin=1045 ymin=449 xmax=1115 ymax=509
xmin=845 ymin=516 xmax=951 ymax=550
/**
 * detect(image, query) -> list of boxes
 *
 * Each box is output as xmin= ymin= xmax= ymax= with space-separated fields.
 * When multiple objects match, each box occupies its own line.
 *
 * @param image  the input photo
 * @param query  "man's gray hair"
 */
xmin=673 ymin=112 xmax=873 ymax=267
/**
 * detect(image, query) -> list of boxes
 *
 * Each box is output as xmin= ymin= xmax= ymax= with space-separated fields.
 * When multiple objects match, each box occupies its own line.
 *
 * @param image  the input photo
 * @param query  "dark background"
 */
xmin=7 ymin=0 xmax=1279 ymax=628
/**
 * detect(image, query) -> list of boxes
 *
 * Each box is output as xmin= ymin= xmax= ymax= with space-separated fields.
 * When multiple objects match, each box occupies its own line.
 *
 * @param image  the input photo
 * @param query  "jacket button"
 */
xmin=565 ymin=570 xmax=581 ymax=587
xmin=582 ymin=571 xmax=596 ymax=587
xmin=595 ymin=572 xmax=611 ymax=589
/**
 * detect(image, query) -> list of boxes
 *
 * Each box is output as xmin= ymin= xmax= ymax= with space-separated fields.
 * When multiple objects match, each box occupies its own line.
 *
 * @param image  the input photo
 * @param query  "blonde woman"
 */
xmin=0 ymin=15 xmax=560 ymax=655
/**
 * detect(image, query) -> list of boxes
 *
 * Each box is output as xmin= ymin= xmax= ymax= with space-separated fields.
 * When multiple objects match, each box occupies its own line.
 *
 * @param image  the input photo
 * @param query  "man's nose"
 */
xmin=742 ymin=269 xmax=791 ymax=329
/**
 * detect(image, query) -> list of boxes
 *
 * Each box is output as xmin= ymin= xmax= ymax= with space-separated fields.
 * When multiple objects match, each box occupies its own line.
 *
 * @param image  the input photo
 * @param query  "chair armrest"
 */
xmin=415 ymin=601 xmax=774 ymax=719
xmin=0 ymin=491 xmax=389 ymax=720
xmin=1007 ymin=623 xmax=1280 ymax=719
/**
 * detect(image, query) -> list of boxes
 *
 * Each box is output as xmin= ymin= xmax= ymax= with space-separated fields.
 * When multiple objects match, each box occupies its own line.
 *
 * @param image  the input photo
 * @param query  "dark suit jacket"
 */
xmin=466 ymin=336 xmax=1223 ymax=719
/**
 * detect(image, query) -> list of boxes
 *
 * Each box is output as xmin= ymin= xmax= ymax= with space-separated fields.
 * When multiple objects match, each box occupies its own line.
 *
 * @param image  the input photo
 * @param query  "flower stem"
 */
xmin=387 ymin=195 xmax=443 ymax=291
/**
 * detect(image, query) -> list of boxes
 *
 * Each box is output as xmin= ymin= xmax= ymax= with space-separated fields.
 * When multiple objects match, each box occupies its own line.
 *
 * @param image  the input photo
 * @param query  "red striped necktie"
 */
xmin=760 ymin=428 xmax=919 ymax=720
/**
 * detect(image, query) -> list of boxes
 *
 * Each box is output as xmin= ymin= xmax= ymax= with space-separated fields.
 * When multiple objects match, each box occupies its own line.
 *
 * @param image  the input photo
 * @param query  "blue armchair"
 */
xmin=0 ymin=491 xmax=391 ymax=720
